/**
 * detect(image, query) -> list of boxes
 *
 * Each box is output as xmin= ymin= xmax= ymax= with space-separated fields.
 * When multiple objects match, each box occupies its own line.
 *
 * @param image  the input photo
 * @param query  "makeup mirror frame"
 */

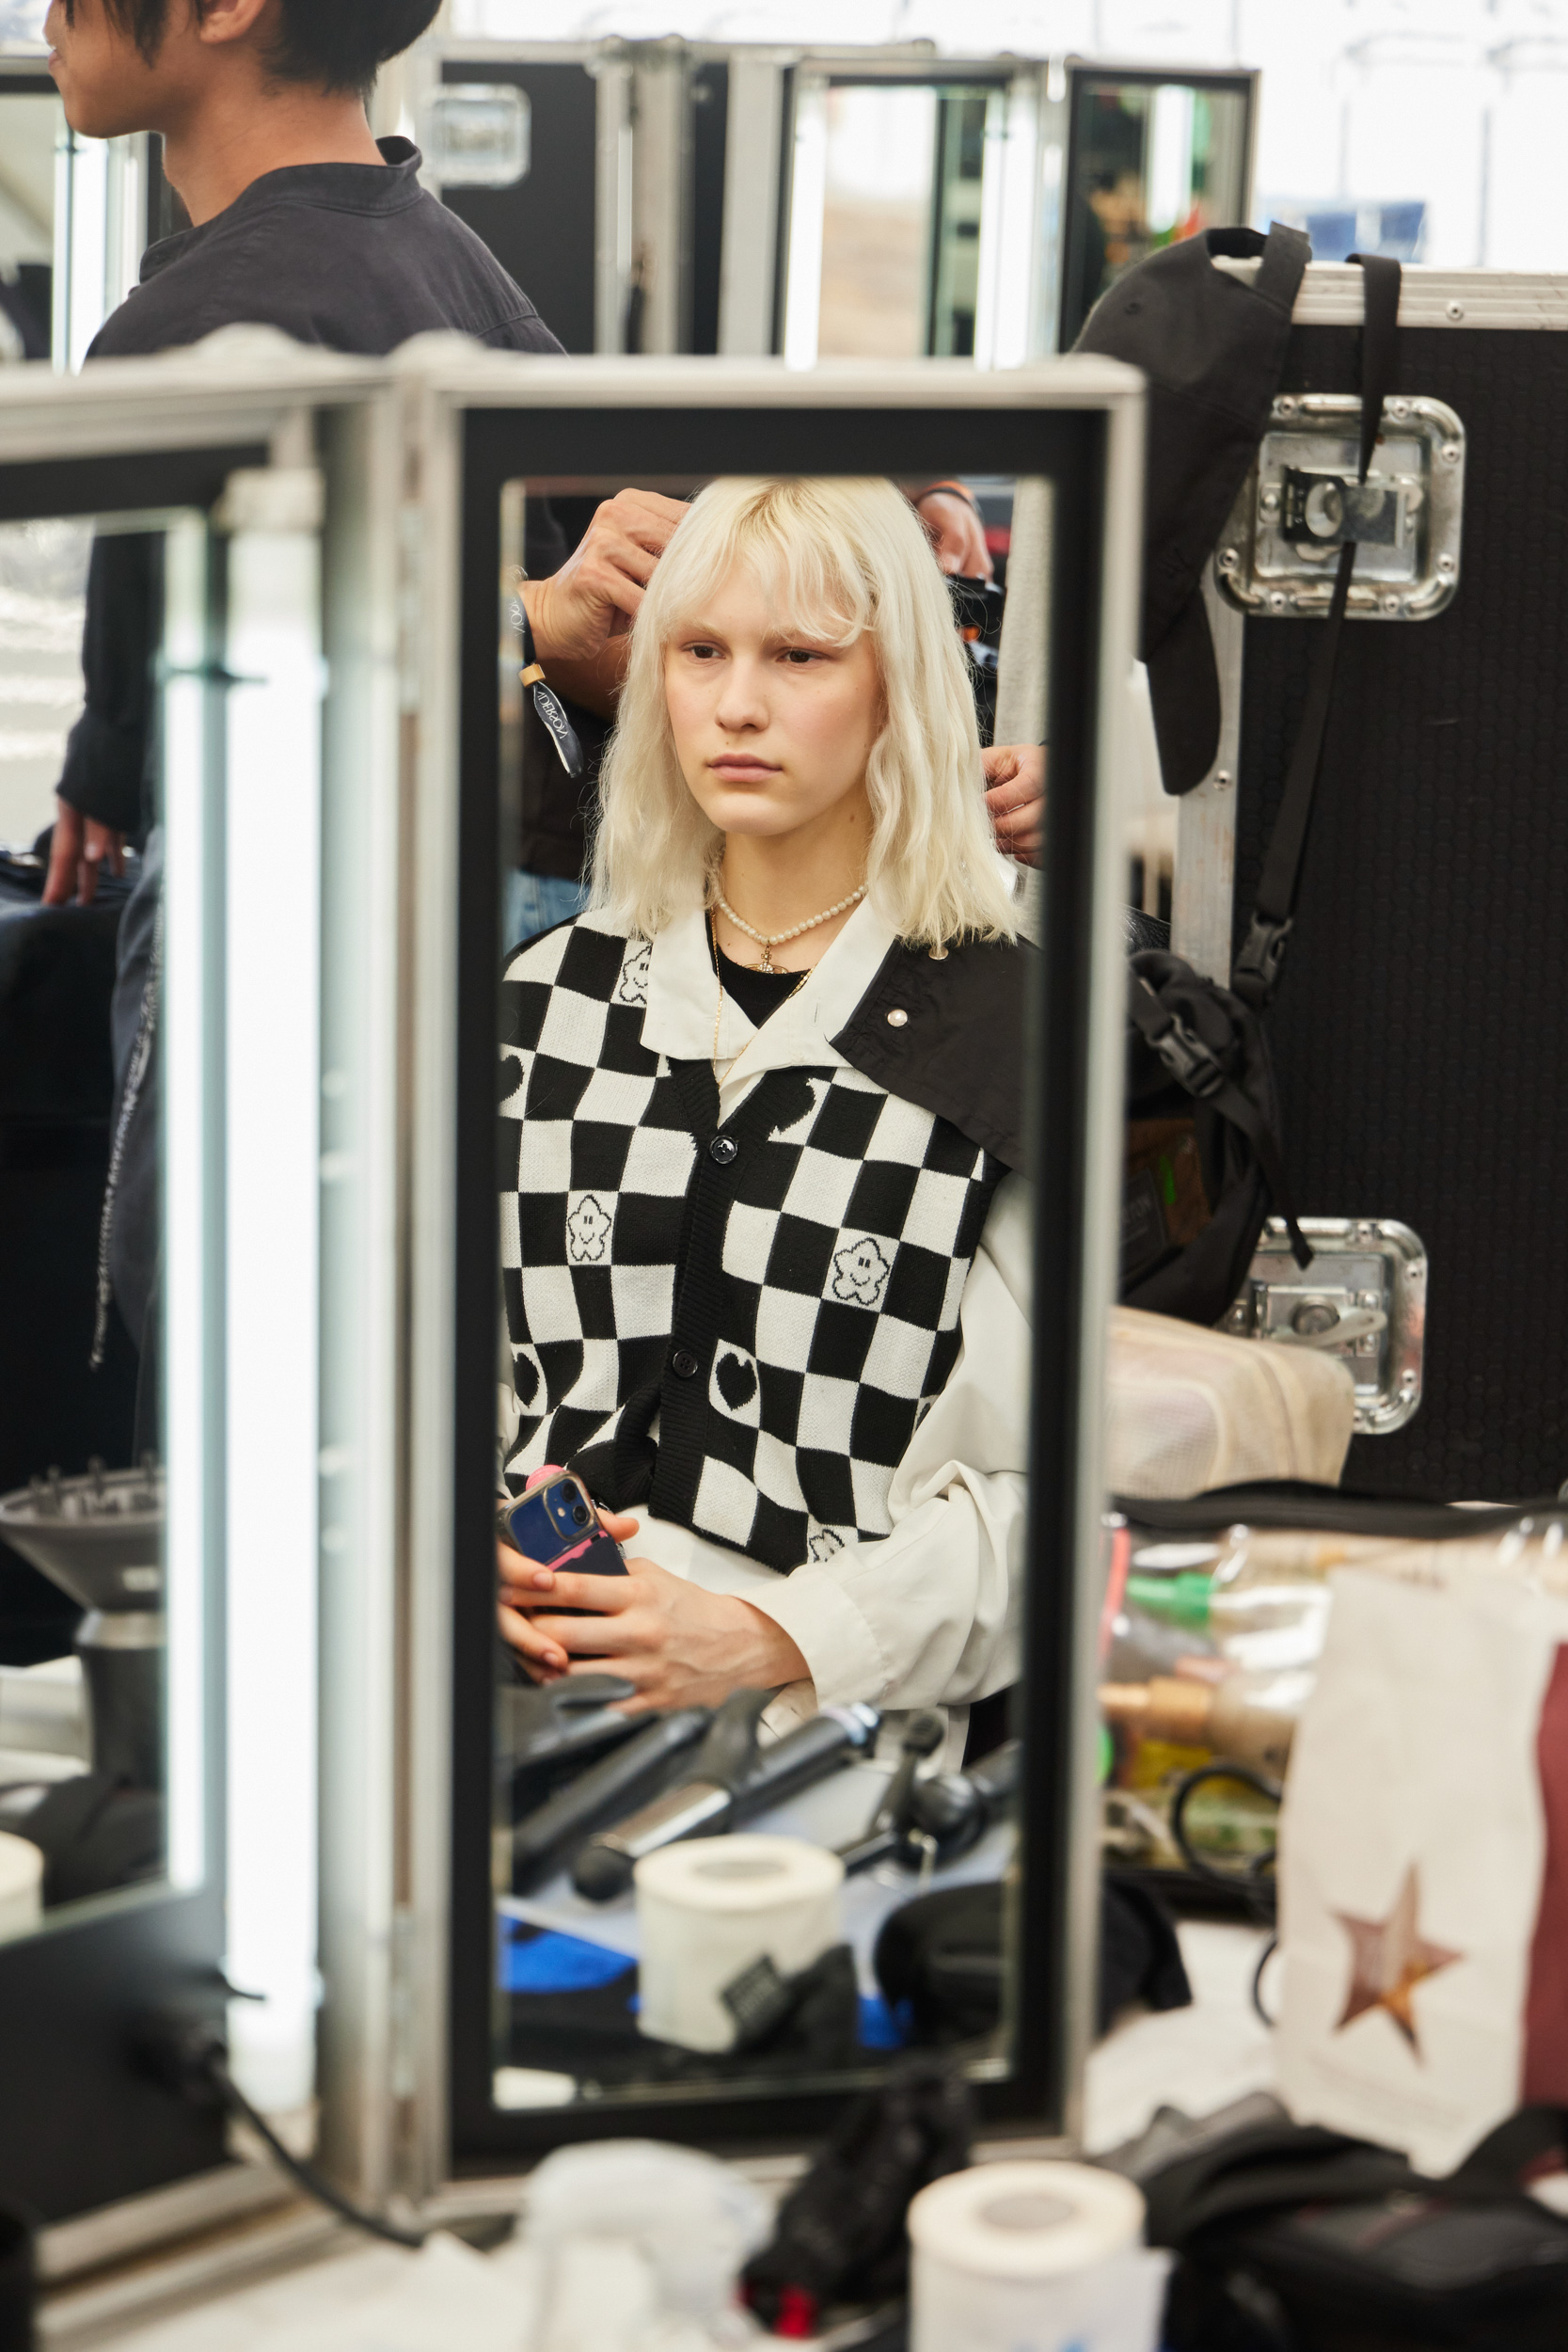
xmin=390 ymin=356 xmax=1143 ymax=2186
xmin=0 ymin=346 xmax=390 ymax=2242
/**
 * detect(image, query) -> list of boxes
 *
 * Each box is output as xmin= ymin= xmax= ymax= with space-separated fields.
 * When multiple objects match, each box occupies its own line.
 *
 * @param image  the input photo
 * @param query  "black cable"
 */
xmin=1251 ymin=1933 xmax=1280 ymax=2028
xmin=148 ymin=2024 xmax=429 ymax=2249
xmin=1169 ymin=1761 xmax=1282 ymax=1922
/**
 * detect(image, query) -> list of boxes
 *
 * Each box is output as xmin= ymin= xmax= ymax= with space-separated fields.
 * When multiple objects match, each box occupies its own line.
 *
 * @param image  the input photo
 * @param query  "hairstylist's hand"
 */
xmin=984 ymin=741 xmax=1045 ymax=868
xmin=915 ymin=485 xmax=993 ymax=581
xmin=41 ymin=794 xmax=126 ymax=906
xmin=518 ymin=488 xmax=689 ymax=718
xmin=512 ymin=1549 xmax=809 ymax=1713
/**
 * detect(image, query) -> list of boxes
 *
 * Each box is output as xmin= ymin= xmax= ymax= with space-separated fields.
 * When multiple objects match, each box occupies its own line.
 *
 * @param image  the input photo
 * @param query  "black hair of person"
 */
xmin=63 ymin=0 xmax=442 ymax=98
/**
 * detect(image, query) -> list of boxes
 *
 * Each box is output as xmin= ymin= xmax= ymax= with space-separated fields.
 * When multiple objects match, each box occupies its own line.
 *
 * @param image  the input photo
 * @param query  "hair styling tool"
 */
xmin=511 ymin=1705 xmax=713 ymax=1893
xmin=839 ymin=1737 xmax=1022 ymax=1878
xmin=511 ymin=597 xmax=584 ymax=780
xmin=572 ymin=1689 xmax=880 ymax=1902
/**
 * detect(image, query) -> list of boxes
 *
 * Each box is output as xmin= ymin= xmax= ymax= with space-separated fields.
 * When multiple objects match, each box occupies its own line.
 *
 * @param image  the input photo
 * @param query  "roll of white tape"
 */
xmin=0 ymin=1832 xmax=42 ymax=1944
xmin=634 ymin=1834 xmax=843 ymax=2053
xmin=909 ymin=2161 xmax=1166 ymax=2352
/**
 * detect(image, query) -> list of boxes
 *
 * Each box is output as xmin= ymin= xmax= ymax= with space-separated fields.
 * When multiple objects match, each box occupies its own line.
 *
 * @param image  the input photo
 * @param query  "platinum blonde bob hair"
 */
xmin=589 ymin=477 xmax=1018 ymax=949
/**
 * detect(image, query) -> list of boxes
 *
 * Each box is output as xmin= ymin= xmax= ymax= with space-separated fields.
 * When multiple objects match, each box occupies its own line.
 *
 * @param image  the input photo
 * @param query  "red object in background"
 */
xmin=984 ymin=524 xmax=1011 ymax=556
xmin=1099 ymin=1519 xmax=1132 ymax=1663
xmin=771 ymin=2285 xmax=819 ymax=2338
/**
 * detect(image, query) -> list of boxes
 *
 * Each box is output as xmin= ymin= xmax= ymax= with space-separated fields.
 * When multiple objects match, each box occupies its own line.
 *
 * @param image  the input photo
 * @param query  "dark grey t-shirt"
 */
xmin=62 ymin=139 xmax=562 ymax=833
xmin=89 ymin=135 xmax=562 ymax=363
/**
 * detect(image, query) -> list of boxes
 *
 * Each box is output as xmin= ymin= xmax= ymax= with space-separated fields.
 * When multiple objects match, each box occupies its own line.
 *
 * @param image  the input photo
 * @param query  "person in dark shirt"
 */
xmin=33 ymin=0 xmax=597 ymax=1406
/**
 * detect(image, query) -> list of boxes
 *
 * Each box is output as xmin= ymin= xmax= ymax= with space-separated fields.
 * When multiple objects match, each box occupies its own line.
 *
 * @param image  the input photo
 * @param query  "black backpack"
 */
xmin=1138 ymin=2105 xmax=1568 ymax=2351
xmin=1114 ymin=251 xmax=1403 ymax=1327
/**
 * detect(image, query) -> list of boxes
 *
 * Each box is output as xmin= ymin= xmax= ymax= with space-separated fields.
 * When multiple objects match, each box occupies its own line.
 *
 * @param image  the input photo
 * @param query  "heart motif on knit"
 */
xmin=716 ymin=1351 xmax=758 ymax=1411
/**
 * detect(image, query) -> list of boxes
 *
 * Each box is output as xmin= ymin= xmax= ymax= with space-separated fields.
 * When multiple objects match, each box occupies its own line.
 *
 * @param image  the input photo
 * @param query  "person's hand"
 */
xmin=41 ymin=794 xmax=126 ymax=906
xmin=496 ymin=1505 xmax=642 ymax=1678
xmin=521 ymin=487 xmax=689 ymax=663
xmin=501 ymin=1534 xmax=808 ymax=1713
xmin=984 ymin=741 xmax=1045 ymax=868
xmin=915 ymin=485 xmax=993 ymax=581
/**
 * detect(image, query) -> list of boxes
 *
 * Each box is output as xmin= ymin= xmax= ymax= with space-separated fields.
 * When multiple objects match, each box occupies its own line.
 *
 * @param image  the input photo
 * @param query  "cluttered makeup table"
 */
xmin=41 ymin=1919 xmax=1275 ymax=2351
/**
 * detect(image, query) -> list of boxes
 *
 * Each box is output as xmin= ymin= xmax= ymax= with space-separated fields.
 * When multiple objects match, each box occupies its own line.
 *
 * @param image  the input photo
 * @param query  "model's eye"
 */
xmin=782 ymin=647 xmax=822 ymax=665
xmin=687 ymin=642 xmax=721 ymax=661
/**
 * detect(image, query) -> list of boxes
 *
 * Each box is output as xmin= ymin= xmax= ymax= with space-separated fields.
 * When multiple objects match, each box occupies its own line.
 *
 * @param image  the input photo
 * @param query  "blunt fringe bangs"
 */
xmin=591 ymin=478 xmax=1019 ymax=952
xmin=86 ymin=0 xmax=441 ymax=93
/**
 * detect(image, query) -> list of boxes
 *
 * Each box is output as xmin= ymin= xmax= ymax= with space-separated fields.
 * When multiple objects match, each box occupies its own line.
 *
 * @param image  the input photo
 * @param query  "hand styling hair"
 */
xmin=590 ymin=477 xmax=1019 ymax=951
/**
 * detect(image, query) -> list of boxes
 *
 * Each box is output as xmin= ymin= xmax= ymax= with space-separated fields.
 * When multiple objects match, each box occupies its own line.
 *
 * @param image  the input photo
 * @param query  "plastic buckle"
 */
xmin=1234 ymin=913 xmax=1294 ymax=1006
xmin=1152 ymin=1013 xmax=1227 ymax=1101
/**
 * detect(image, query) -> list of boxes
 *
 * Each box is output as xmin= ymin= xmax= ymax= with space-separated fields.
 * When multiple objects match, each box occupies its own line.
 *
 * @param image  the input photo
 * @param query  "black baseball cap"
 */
xmin=1074 ymin=222 xmax=1311 ymax=794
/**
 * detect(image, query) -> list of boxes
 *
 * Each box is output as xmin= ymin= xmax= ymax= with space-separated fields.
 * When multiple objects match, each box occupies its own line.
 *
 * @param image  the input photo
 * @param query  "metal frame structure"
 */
xmin=0 ymin=343 xmax=1141 ymax=2299
xmin=0 ymin=345 xmax=398 ymax=2264
xmin=413 ymin=37 xmax=1255 ymax=365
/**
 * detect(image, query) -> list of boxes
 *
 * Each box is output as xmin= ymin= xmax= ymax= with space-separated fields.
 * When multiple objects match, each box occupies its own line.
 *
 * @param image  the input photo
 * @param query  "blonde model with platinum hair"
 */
xmin=497 ymin=473 xmax=1033 ymax=1740
xmin=590 ymin=476 xmax=1019 ymax=951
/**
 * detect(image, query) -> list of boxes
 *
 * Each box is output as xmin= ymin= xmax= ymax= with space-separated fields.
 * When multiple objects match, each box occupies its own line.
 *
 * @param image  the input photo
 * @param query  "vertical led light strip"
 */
xmin=784 ymin=78 xmax=829 ymax=370
xmin=160 ymin=515 xmax=213 ymax=1896
xmin=221 ymin=466 xmax=326 ymax=2119
xmin=51 ymin=129 xmax=143 ymax=370
xmin=974 ymin=83 xmax=1039 ymax=370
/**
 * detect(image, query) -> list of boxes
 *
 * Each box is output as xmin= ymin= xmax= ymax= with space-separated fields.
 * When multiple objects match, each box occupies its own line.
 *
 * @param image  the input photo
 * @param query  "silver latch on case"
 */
xmin=1223 ymin=1216 xmax=1427 ymax=1435
xmin=1215 ymin=395 xmax=1465 ymax=621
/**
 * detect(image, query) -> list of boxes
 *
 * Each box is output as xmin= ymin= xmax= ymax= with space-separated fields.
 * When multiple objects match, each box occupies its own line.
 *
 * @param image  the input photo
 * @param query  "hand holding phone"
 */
xmin=497 ymin=1469 xmax=628 ymax=1589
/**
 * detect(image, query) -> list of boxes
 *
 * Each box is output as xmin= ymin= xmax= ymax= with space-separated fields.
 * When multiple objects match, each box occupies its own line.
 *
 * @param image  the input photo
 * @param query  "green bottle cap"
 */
xmin=1125 ymin=1570 xmax=1212 ymax=1629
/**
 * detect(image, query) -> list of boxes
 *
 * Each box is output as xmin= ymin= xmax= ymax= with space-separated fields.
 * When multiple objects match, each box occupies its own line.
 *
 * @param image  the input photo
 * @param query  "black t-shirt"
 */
xmin=88 ymin=136 xmax=561 ymax=363
xmin=61 ymin=140 xmax=563 ymax=834
xmin=714 ymin=936 xmax=809 ymax=1028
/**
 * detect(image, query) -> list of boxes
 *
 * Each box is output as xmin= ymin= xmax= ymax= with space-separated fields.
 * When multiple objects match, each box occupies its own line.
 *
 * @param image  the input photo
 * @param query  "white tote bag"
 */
xmin=1276 ymin=1561 xmax=1568 ymax=2173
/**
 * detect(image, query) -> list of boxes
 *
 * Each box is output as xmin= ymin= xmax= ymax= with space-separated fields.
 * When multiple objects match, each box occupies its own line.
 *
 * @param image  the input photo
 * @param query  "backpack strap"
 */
xmin=1446 ymin=2106 xmax=1568 ymax=2196
xmin=1232 ymin=253 xmax=1402 ymax=1012
xmin=1128 ymin=971 xmax=1312 ymax=1266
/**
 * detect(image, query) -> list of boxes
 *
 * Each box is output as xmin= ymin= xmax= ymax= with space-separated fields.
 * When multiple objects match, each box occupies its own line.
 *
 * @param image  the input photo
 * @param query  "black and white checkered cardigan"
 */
xmin=499 ymin=915 xmax=1016 ymax=1575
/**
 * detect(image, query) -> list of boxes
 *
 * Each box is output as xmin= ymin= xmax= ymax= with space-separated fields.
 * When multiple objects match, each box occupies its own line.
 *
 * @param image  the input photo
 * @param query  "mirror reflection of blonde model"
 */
xmin=498 ymin=478 xmax=1033 ymax=1736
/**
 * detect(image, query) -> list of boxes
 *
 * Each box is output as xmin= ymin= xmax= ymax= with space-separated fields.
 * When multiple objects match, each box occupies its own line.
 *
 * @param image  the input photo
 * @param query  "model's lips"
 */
xmin=708 ymin=756 xmax=781 ymax=776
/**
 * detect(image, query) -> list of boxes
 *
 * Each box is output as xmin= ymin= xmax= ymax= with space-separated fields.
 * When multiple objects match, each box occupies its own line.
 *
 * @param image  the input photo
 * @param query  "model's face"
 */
xmin=664 ymin=564 xmax=882 ymax=847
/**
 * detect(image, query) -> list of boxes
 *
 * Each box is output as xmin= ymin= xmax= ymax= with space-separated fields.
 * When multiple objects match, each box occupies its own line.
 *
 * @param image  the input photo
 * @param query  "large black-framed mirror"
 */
xmin=423 ymin=370 xmax=1142 ymax=2171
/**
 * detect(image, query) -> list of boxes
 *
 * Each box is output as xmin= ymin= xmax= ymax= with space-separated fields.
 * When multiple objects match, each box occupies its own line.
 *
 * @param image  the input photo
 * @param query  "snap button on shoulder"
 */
xmin=928 ymin=945 xmax=949 ymax=961
xmin=672 ymin=1349 xmax=701 ymax=1379
xmin=709 ymin=1135 xmax=738 ymax=1165
xmin=886 ymin=1008 xmax=909 ymax=1027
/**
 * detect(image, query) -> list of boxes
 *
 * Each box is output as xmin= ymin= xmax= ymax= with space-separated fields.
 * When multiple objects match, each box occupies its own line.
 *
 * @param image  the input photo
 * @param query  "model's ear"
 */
xmin=192 ymin=0 xmax=274 ymax=48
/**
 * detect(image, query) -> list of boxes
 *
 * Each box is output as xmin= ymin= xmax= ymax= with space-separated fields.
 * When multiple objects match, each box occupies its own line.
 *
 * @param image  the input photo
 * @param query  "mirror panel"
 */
xmin=0 ymin=493 xmax=227 ymax=2019
xmin=484 ymin=469 xmax=1042 ymax=2115
xmin=1060 ymin=72 xmax=1253 ymax=346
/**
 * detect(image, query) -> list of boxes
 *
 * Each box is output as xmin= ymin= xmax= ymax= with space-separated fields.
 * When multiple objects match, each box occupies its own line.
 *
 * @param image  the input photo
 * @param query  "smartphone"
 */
xmin=497 ymin=1470 xmax=627 ymax=1581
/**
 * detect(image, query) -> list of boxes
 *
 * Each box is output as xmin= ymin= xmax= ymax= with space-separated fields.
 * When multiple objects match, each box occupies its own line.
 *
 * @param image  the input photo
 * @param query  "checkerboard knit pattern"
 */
xmin=499 ymin=916 xmax=1002 ymax=1572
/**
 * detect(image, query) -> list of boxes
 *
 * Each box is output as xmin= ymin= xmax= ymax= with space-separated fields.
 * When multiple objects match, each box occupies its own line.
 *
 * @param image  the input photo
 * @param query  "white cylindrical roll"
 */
xmin=0 ymin=1832 xmax=42 ymax=1944
xmin=634 ymin=1835 xmax=843 ymax=2053
xmin=910 ymin=2161 xmax=1166 ymax=2352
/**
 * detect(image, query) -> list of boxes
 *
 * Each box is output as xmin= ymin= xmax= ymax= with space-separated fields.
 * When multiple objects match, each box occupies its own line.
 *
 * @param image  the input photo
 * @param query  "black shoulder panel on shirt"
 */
xmin=832 ymin=935 xmax=1033 ymax=1172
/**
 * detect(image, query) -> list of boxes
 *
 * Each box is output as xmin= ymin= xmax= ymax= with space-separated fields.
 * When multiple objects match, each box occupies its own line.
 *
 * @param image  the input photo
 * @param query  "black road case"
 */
xmin=1175 ymin=264 xmax=1568 ymax=1502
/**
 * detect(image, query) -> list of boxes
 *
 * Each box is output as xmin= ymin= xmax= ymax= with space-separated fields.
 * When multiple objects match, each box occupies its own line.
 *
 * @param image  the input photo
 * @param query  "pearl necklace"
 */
xmin=711 ymin=880 xmax=867 ymax=973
